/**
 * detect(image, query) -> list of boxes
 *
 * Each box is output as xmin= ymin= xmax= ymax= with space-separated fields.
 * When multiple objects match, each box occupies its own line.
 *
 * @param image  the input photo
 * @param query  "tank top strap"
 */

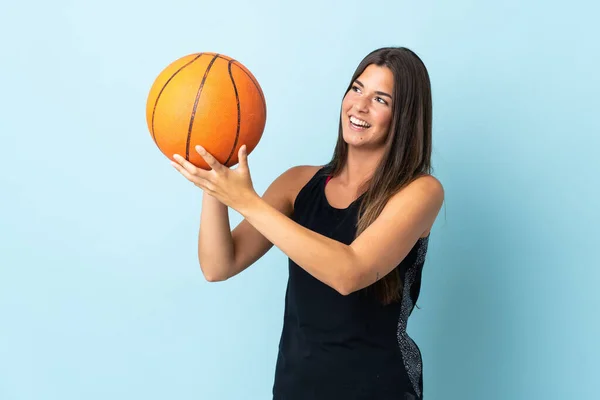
xmin=292 ymin=165 xmax=330 ymax=214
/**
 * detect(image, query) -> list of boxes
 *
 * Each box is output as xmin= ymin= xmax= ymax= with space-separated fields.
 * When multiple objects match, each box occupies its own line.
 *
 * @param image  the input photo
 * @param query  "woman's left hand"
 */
xmin=170 ymin=144 xmax=259 ymax=212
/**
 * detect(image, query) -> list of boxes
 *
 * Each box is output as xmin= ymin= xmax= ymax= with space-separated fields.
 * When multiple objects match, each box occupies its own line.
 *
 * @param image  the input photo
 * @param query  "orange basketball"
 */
xmin=146 ymin=52 xmax=267 ymax=170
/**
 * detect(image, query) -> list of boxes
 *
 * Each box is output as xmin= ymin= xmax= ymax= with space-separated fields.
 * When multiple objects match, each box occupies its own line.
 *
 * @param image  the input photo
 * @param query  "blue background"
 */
xmin=2 ymin=1 xmax=599 ymax=399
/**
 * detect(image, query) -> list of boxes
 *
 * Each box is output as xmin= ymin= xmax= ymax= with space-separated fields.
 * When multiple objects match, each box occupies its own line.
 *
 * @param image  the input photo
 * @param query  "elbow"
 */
xmin=333 ymin=249 xmax=361 ymax=296
xmin=203 ymin=272 xmax=228 ymax=282
xmin=336 ymin=281 xmax=358 ymax=296
xmin=336 ymin=286 xmax=353 ymax=296
xmin=199 ymin=261 xmax=229 ymax=283
xmin=333 ymin=270 xmax=359 ymax=296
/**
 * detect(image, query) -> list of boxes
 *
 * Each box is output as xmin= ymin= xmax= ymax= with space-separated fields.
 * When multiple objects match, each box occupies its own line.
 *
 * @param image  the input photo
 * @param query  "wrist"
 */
xmin=237 ymin=192 xmax=263 ymax=217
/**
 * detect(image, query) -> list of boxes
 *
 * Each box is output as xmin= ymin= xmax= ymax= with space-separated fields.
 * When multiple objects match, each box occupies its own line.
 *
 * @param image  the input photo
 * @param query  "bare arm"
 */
xmin=237 ymin=175 xmax=444 ymax=295
xmin=197 ymin=193 xmax=235 ymax=281
xmin=197 ymin=166 xmax=310 ymax=281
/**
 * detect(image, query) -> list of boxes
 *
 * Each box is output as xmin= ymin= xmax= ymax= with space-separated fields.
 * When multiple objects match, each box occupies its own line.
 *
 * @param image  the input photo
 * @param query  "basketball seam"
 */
xmin=214 ymin=54 xmax=233 ymax=62
xmin=151 ymin=53 xmax=204 ymax=144
xmin=225 ymin=60 xmax=242 ymax=165
xmin=231 ymin=60 xmax=267 ymax=117
xmin=186 ymin=54 xmax=219 ymax=160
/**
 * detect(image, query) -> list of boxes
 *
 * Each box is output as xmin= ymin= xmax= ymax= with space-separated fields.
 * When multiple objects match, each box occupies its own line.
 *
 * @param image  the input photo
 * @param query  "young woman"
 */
xmin=171 ymin=46 xmax=444 ymax=399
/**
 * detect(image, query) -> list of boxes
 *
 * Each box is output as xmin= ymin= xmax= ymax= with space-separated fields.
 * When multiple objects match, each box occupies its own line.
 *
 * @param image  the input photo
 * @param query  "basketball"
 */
xmin=146 ymin=52 xmax=267 ymax=170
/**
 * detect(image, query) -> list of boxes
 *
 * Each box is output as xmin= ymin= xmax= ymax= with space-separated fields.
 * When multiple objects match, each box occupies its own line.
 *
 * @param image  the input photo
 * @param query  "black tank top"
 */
xmin=272 ymin=166 xmax=430 ymax=399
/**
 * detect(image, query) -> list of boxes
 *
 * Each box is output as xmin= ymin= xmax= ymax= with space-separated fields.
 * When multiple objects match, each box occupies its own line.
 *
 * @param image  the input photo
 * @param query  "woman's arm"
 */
xmin=238 ymin=175 xmax=444 ymax=295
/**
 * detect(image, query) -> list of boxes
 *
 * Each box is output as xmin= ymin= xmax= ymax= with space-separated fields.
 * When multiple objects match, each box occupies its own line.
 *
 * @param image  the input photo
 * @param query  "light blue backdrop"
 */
xmin=1 ymin=1 xmax=598 ymax=399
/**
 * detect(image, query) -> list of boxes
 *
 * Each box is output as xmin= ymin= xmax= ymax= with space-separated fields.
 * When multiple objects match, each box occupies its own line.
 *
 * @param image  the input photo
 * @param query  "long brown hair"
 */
xmin=323 ymin=47 xmax=433 ymax=305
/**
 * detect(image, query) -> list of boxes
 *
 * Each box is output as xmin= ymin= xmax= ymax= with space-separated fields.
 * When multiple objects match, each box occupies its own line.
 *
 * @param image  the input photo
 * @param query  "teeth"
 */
xmin=350 ymin=116 xmax=371 ymax=128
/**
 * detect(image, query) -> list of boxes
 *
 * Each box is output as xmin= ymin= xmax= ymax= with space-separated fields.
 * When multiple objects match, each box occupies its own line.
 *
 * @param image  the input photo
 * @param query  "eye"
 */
xmin=375 ymin=96 xmax=388 ymax=105
xmin=351 ymin=85 xmax=361 ymax=93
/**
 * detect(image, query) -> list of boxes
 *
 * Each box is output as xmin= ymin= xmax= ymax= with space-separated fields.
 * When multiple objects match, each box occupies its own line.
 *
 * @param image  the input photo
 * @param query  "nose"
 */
xmin=353 ymin=96 xmax=369 ymax=113
xmin=354 ymin=96 xmax=369 ymax=113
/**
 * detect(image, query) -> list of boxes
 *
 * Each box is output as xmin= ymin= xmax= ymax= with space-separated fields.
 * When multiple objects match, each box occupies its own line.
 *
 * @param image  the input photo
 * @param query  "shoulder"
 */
xmin=269 ymin=164 xmax=324 ymax=206
xmin=282 ymin=164 xmax=324 ymax=195
xmin=401 ymin=174 xmax=444 ymax=204
xmin=392 ymin=174 xmax=444 ymax=211
xmin=382 ymin=174 xmax=444 ymax=236
xmin=282 ymin=164 xmax=325 ymax=185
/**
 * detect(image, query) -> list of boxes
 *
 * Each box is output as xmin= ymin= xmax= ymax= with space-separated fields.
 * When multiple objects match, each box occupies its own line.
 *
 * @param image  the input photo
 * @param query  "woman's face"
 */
xmin=341 ymin=64 xmax=394 ymax=149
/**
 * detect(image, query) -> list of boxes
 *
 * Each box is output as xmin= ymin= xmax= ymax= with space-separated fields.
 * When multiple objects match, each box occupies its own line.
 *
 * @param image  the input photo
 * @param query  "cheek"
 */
xmin=341 ymin=94 xmax=352 ymax=110
xmin=371 ymin=109 xmax=390 ymax=128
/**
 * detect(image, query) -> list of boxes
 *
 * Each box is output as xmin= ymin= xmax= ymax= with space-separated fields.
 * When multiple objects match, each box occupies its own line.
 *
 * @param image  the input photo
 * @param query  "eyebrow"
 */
xmin=355 ymin=80 xmax=392 ymax=99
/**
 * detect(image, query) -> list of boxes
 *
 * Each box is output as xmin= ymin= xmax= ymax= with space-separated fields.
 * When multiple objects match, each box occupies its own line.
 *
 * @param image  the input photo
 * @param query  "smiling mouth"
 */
xmin=349 ymin=115 xmax=371 ymax=130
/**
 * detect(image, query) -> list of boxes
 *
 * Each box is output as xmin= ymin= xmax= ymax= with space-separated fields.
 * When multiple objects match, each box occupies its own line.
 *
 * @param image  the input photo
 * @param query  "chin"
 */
xmin=342 ymin=134 xmax=367 ymax=148
xmin=342 ymin=125 xmax=368 ymax=144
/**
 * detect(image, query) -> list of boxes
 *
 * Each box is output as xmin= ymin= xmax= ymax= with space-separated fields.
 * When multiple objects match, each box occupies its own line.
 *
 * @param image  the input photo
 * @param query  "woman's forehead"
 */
xmin=355 ymin=64 xmax=394 ymax=92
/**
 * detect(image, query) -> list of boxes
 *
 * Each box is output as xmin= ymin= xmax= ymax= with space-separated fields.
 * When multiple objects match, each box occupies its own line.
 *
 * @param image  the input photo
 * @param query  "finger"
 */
xmin=195 ymin=145 xmax=223 ymax=172
xmin=172 ymin=154 xmax=202 ymax=176
xmin=170 ymin=160 xmax=197 ymax=182
xmin=170 ymin=160 xmax=212 ymax=189
xmin=238 ymin=145 xmax=248 ymax=169
xmin=173 ymin=154 xmax=208 ymax=179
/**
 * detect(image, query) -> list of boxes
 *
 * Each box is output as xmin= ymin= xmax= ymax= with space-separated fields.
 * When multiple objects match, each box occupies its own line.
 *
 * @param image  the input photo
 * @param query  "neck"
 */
xmin=338 ymin=147 xmax=384 ymax=189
